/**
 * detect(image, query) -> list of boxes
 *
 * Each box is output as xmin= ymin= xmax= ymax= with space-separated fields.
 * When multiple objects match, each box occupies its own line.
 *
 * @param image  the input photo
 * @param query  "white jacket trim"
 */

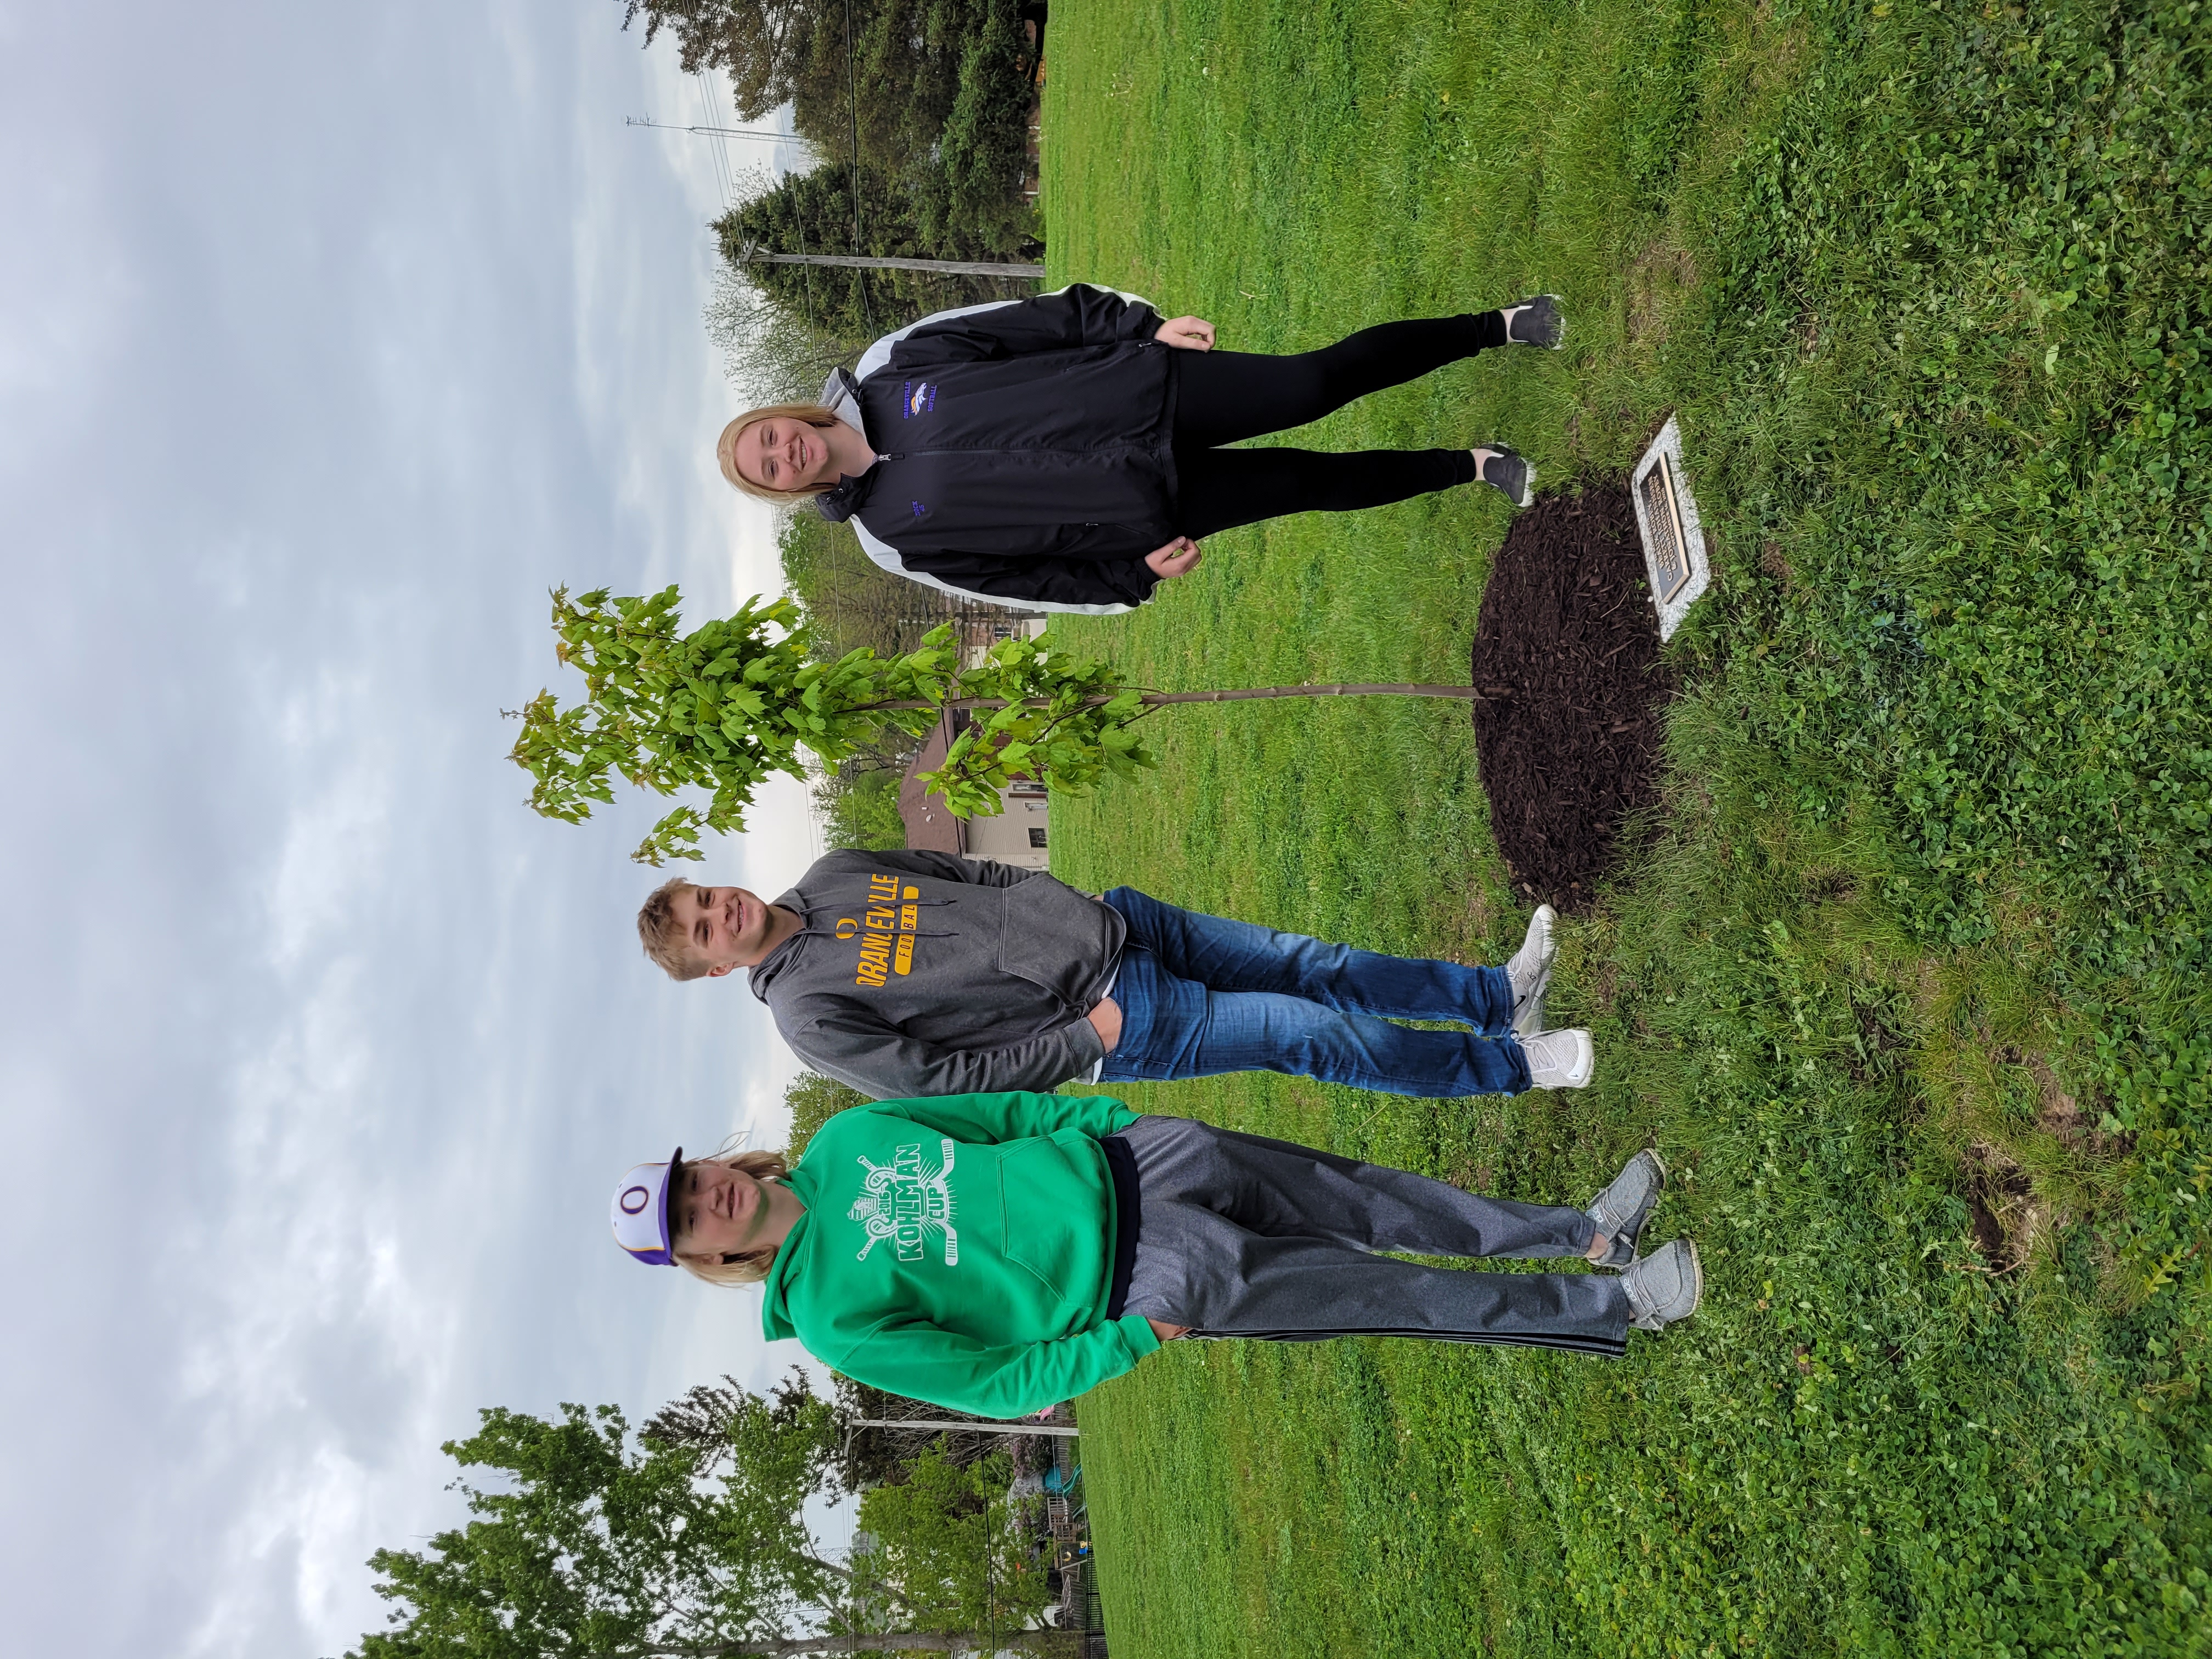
xmin=845 ymin=515 xmax=1138 ymax=616
xmin=854 ymin=285 xmax=1159 ymax=381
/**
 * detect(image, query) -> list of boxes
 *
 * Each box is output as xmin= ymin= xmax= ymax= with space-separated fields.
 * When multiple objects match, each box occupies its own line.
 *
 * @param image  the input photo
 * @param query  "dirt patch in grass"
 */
xmin=1469 ymin=483 xmax=1676 ymax=912
xmin=1963 ymin=1141 xmax=2041 ymax=1273
xmin=1626 ymin=236 xmax=1699 ymax=349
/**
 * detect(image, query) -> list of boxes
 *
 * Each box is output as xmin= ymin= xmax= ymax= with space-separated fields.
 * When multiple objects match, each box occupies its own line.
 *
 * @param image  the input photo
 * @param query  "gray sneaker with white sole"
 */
xmin=1521 ymin=1028 xmax=1593 ymax=1089
xmin=1622 ymin=1237 xmax=1702 ymax=1332
xmin=1506 ymin=904 xmax=1558 ymax=1036
xmin=1584 ymin=1148 xmax=1667 ymax=1269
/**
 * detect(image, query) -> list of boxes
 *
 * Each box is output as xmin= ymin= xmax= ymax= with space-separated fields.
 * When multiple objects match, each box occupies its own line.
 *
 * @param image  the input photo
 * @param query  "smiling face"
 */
xmin=671 ymin=1158 xmax=775 ymax=1262
xmin=675 ymin=883 xmax=783 ymax=977
xmin=731 ymin=416 xmax=836 ymax=492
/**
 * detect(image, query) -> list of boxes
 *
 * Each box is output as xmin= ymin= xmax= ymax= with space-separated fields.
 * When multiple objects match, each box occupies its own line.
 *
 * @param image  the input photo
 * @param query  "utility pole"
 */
xmin=733 ymin=244 xmax=1045 ymax=278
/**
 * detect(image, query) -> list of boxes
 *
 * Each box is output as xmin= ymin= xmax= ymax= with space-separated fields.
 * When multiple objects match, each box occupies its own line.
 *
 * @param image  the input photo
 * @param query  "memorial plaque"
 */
xmin=1638 ymin=453 xmax=1692 ymax=604
xmin=1629 ymin=416 xmax=1709 ymax=641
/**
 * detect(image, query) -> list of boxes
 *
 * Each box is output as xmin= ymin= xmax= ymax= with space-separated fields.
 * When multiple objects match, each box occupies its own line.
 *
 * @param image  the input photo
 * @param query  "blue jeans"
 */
xmin=1096 ymin=888 xmax=1532 ymax=1098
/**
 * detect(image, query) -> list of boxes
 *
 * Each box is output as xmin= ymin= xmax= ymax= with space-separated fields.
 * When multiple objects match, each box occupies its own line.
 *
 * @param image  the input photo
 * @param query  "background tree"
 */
xmin=616 ymin=0 xmax=1039 ymax=200
xmin=814 ymin=766 xmax=909 ymax=851
xmin=642 ymin=1368 xmax=832 ymax=1481
xmin=624 ymin=0 xmax=1040 ymax=375
xmin=856 ymin=1444 xmax=1053 ymax=1636
xmin=782 ymin=1070 xmax=870 ymax=1158
xmin=714 ymin=158 xmax=1039 ymax=353
xmin=704 ymin=261 xmax=869 ymax=407
xmin=776 ymin=513 xmax=990 ymax=663
xmin=345 ymin=1382 xmax=1073 ymax=1659
xmin=506 ymin=584 xmax=1484 ymax=862
xmin=926 ymin=0 xmax=1031 ymax=251
xmin=828 ymin=1375 xmax=1060 ymax=1495
xmin=348 ymin=1393 xmax=842 ymax=1659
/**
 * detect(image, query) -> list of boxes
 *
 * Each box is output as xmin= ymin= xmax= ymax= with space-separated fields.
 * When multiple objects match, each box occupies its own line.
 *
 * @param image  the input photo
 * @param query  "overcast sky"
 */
xmin=0 ymin=4 xmax=841 ymax=1653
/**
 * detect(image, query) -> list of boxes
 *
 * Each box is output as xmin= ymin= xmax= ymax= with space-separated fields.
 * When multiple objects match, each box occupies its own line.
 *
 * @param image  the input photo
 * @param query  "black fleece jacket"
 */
xmin=814 ymin=285 xmax=1180 ymax=612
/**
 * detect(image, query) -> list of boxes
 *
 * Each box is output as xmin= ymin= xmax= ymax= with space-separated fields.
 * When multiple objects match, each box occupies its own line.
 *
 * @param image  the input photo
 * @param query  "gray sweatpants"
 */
xmin=1116 ymin=1115 xmax=1631 ymax=1357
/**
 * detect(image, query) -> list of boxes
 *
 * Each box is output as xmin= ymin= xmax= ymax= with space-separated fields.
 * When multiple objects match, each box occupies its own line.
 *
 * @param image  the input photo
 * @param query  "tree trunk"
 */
xmin=863 ymin=682 xmax=1486 ymax=714
xmin=1138 ymin=682 xmax=1484 ymax=704
xmin=599 ymin=1633 xmax=1075 ymax=1658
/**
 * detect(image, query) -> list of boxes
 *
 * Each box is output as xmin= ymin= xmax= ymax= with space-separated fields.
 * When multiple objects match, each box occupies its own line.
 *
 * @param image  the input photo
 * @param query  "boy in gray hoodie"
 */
xmin=637 ymin=851 xmax=1591 ymax=1102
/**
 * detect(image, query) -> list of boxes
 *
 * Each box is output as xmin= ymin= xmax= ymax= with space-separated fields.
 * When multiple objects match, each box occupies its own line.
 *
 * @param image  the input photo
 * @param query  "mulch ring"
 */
xmin=1470 ymin=481 xmax=1677 ymax=913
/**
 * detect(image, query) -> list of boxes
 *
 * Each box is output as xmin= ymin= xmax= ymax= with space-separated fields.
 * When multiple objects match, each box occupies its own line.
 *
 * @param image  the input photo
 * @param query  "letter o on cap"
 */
xmin=620 ymin=1184 xmax=652 ymax=1215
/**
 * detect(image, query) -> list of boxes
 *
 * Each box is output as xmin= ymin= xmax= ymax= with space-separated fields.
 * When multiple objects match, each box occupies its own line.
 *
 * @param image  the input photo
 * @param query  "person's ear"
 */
xmin=707 ymin=961 xmax=737 ymax=978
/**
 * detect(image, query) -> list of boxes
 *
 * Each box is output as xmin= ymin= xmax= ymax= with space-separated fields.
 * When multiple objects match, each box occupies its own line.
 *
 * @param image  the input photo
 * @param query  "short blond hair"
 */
xmin=677 ymin=1148 xmax=794 ymax=1286
xmin=638 ymin=877 xmax=711 ymax=981
xmin=716 ymin=404 xmax=844 ymax=505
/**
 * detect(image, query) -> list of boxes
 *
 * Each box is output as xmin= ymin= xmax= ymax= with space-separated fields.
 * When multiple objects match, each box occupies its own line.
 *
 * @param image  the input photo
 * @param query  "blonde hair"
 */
xmin=717 ymin=404 xmax=844 ymax=505
xmin=677 ymin=1147 xmax=795 ymax=1287
xmin=639 ymin=876 xmax=708 ymax=981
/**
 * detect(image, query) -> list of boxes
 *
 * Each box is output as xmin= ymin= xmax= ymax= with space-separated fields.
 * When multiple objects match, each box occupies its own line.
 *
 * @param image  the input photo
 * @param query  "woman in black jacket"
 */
xmin=716 ymin=284 xmax=1563 ymax=613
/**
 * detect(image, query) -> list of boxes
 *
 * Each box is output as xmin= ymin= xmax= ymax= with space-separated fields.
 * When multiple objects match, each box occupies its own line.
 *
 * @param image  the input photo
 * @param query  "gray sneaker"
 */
xmin=1622 ymin=1237 xmax=1701 ymax=1333
xmin=1506 ymin=904 xmax=1558 ymax=1036
xmin=1503 ymin=294 xmax=1565 ymax=348
xmin=1522 ymin=1028 xmax=1593 ymax=1089
xmin=1584 ymin=1148 xmax=1667 ymax=1269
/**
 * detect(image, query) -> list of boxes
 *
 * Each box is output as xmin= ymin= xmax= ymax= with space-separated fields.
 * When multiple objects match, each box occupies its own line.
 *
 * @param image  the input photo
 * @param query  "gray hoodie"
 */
xmin=749 ymin=850 xmax=1125 ymax=1099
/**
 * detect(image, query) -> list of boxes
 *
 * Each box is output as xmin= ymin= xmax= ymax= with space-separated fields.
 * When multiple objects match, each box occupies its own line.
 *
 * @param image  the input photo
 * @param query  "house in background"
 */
xmin=961 ymin=611 xmax=1048 ymax=668
xmin=898 ymin=709 xmax=1051 ymax=870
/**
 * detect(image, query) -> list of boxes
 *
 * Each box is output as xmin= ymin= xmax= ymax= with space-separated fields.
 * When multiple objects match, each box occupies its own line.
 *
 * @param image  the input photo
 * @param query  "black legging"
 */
xmin=1171 ymin=311 xmax=1508 ymax=540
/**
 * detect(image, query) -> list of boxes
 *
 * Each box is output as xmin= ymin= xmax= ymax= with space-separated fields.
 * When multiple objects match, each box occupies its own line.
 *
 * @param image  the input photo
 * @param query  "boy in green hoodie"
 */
xmin=607 ymin=1092 xmax=1700 ymax=1418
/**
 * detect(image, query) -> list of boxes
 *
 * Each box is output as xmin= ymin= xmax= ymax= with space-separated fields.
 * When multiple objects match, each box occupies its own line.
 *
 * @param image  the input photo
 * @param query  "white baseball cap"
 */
xmin=610 ymin=1148 xmax=683 ymax=1266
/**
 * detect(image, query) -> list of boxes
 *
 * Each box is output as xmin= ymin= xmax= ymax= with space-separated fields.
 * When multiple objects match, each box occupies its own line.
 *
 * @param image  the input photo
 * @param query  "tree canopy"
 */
xmin=782 ymin=1070 xmax=870 ymax=1158
xmin=620 ymin=0 xmax=1040 ymax=364
xmin=507 ymin=585 xmax=1150 ymax=862
xmin=854 ymin=1444 xmax=1052 ymax=1635
xmin=343 ymin=1376 xmax=1070 ymax=1659
xmin=347 ymin=1391 xmax=842 ymax=1659
xmin=713 ymin=160 xmax=1036 ymax=354
xmin=616 ymin=0 xmax=1036 ymax=203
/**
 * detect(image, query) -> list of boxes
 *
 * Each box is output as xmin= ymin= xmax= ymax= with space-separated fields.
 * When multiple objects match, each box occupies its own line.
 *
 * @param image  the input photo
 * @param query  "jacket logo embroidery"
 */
xmin=848 ymin=1138 xmax=959 ymax=1265
xmin=900 ymin=380 xmax=938 ymax=417
xmin=911 ymin=500 xmax=927 ymax=518
xmin=844 ymin=873 xmax=920 ymax=986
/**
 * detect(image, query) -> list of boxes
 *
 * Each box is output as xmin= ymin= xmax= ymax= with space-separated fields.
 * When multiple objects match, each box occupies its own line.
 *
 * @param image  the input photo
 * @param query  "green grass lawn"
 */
xmin=1037 ymin=1 xmax=2212 ymax=1653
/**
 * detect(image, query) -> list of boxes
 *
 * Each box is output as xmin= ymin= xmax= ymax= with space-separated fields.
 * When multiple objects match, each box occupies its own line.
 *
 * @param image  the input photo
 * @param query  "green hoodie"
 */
xmin=760 ymin=1092 xmax=1162 ymax=1417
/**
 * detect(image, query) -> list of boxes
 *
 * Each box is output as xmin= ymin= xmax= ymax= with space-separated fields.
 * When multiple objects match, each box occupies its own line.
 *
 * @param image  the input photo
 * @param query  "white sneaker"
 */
xmin=1522 ymin=1028 xmax=1594 ymax=1090
xmin=1506 ymin=904 xmax=1558 ymax=1035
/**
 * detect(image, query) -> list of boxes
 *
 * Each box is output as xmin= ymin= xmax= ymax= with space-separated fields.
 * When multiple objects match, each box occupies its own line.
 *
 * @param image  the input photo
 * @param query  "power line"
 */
xmin=693 ymin=77 xmax=736 ymax=206
xmin=625 ymin=114 xmax=802 ymax=145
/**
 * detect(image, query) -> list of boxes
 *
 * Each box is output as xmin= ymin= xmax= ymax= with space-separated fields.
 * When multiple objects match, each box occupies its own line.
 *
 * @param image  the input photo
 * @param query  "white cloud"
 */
xmin=0 ymin=4 xmax=850 ymax=1656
